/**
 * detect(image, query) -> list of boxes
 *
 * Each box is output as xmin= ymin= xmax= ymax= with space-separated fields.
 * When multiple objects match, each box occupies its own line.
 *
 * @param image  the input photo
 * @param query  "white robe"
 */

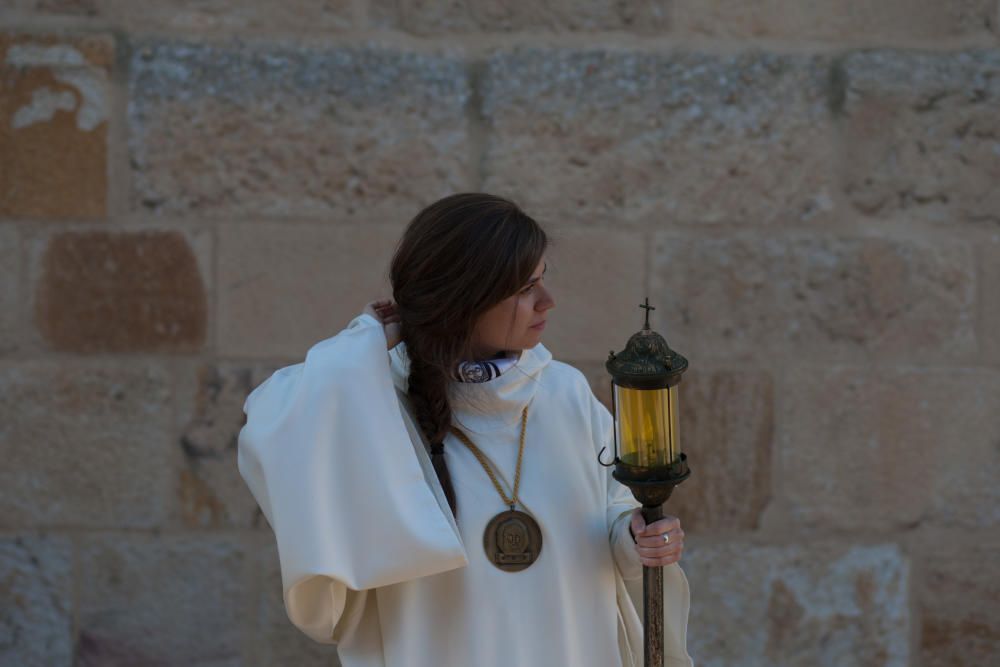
xmin=237 ymin=313 xmax=694 ymax=667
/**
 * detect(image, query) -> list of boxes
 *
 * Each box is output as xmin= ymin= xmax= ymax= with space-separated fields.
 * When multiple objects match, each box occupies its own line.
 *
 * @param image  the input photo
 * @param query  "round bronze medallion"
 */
xmin=483 ymin=508 xmax=543 ymax=572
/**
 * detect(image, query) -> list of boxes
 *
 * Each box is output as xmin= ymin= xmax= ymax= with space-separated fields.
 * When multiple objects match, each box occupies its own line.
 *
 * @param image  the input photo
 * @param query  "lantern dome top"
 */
xmin=606 ymin=299 xmax=688 ymax=389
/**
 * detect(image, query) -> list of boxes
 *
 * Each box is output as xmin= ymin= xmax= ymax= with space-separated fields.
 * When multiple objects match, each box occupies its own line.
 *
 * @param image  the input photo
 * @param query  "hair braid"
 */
xmin=406 ymin=352 xmax=458 ymax=518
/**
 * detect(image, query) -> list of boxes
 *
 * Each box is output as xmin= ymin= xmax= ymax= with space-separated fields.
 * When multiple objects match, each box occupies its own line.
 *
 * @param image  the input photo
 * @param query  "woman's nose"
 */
xmin=536 ymin=285 xmax=555 ymax=311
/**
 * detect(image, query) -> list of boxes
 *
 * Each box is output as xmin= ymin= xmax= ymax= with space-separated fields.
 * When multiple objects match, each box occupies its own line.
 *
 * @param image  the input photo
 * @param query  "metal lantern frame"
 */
xmin=598 ymin=300 xmax=692 ymax=667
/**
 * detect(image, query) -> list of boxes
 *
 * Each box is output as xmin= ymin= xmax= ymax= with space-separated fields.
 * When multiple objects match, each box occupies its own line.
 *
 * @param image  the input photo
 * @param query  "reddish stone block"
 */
xmin=0 ymin=32 xmax=111 ymax=220
xmin=32 ymin=229 xmax=209 ymax=353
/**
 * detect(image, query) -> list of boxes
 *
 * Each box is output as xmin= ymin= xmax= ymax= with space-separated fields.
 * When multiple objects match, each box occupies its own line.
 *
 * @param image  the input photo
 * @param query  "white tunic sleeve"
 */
xmin=589 ymin=390 xmax=695 ymax=667
xmin=237 ymin=313 xmax=468 ymax=646
xmin=588 ymin=391 xmax=644 ymax=580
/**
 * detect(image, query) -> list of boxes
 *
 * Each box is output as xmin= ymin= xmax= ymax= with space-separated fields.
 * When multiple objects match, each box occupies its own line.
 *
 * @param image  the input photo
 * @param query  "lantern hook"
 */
xmin=597 ymin=445 xmax=616 ymax=467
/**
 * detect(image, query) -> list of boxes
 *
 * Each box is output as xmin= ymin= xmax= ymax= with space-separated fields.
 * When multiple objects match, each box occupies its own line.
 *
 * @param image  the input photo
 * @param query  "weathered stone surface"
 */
xmin=77 ymin=534 xmax=251 ymax=666
xmin=482 ymin=50 xmax=837 ymax=226
xmin=540 ymin=228 xmax=646 ymax=359
xmin=651 ymin=234 xmax=977 ymax=360
xmin=1 ymin=0 xmax=354 ymax=32
xmin=0 ymin=32 xmax=110 ymax=220
xmin=0 ymin=534 xmax=73 ymax=666
xmin=673 ymin=1 xmax=997 ymax=42
xmin=0 ymin=225 xmax=20 ymax=355
xmin=662 ymin=367 xmax=773 ymax=532
xmin=840 ymin=50 xmax=1000 ymax=226
xmin=129 ymin=42 xmax=470 ymax=220
xmin=911 ymin=528 xmax=1000 ymax=667
xmin=981 ymin=235 xmax=1000 ymax=361
xmin=0 ymin=0 xmax=98 ymax=17
xmin=217 ymin=221 xmax=400 ymax=358
xmin=0 ymin=361 xmax=173 ymax=528
xmin=578 ymin=362 xmax=774 ymax=532
xmin=174 ymin=361 xmax=281 ymax=528
xmin=371 ymin=0 xmax=671 ymax=34
xmin=679 ymin=540 xmax=910 ymax=667
xmin=255 ymin=540 xmax=342 ymax=666
xmin=778 ymin=367 xmax=1000 ymax=531
xmin=30 ymin=229 xmax=210 ymax=353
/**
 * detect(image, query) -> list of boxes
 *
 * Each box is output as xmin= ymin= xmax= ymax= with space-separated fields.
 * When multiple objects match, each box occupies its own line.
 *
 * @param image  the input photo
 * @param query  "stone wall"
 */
xmin=1 ymin=2 xmax=998 ymax=666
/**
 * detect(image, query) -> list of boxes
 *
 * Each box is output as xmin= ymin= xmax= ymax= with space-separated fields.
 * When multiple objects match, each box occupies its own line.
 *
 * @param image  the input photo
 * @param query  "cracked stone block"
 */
xmin=673 ymin=1 xmax=998 ymax=42
xmin=0 ymin=32 xmax=111 ymax=220
xmin=0 ymin=534 xmax=73 ymax=666
xmin=77 ymin=534 xmax=250 ymax=666
xmin=128 ymin=41 xmax=471 ymax=221
xmin=174 ymin=361 xmax=282 ymax=528
xmin=682 ymin=540 xmax=910 ymax=667
xmin=779 ymin=366 xmax=1000 ymax=531
xmin=370 ymin=0 xmax=671 ymax=34
xmin=0 ymin=361 xmax=173 ymax=528
xmin=482 ymin=49 xmax=837 ymax=227
xmin=30 ymin=229 xmax=210 ymax=353
xmin=651 ymin=234 xmax=977 ymax=360
xmin=217 ymin=221 xmax=401 ymax=358
xmin=840 ymin=50 xmax=1000 ymax=226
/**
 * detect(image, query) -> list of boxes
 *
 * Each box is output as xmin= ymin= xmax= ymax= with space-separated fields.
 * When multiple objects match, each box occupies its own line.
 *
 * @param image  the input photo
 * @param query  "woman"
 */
xmin=237 ymin=193 xmax=693 ymax=667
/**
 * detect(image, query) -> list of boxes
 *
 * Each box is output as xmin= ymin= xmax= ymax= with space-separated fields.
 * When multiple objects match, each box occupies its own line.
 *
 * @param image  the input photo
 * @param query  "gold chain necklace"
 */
xmin=449 ymin=403 xmax=543 ymax=572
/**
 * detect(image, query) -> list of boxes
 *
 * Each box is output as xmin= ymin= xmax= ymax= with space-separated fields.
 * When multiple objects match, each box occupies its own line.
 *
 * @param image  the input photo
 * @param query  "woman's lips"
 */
xmin=530 ymin=320 xmax=547 ymax=330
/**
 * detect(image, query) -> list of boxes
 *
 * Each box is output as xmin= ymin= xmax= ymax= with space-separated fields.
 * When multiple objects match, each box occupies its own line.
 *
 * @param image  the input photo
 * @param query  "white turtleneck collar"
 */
xmin=388 ymin=341 xmax=553 ymax=434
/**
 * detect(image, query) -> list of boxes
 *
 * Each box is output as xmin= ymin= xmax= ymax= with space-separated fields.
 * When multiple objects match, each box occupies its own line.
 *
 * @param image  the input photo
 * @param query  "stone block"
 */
xmin=217 ymin=221 xmax=401 ymax=358
xmin=779 ymin=366 xmax=1000 ymax=531
xmin=0 ymin=0 xmax=99 ymax=18
xmin=0 ymin=534 xmax=73 ymax=666
xmin=0 ymin=361 xmax=173 ymax=528
xmin=840 ymin=50 xmax=1000 ymax=226
xmin=682 ymin=540 xmax=910 ymax=667
xmin=0 ymin=32 xmax=111 ymax=220
xmin=129 ymin=0 xmax=352 ymax=32
xmin=540 ymin=228 xmax=646 ymax=360
xmin=911 ymin=528 xmax=1000 ymax=667
xmin=651 ymin=234 xmax=977 ymax=361
xmin=672 ymin=1 xmax=997 ymax=42
xmin=577 ymin=362 xmax=774 ymax=533
xmin=173 ymin=361 xmax=282 ymax=528
xmin=255 ymin=540 xmax=343 ymax=666
xmin=29 ymin=228 xmax=210 ymax=353
xmin=482 ymin=50 xmax=837 ymax=227
xmin=981 ymin=235 xmax=1000 ymax=361
xmin=77 ymin=534 xmax=251 ymax=666
xmin=0 ymin=225 xmax=20 ymax=355
xmin=128 ymin=41 xmax=471 ymax=221
xmin=1 ymin=0 xmax=354 ymax=32
xmin=370 ymin=0 xmax=671 ymax=34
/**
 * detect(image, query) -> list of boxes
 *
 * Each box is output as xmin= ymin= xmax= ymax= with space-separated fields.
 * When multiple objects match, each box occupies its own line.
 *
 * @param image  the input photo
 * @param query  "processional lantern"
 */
xmin=599 ymin=298 xmax=691 ymax=667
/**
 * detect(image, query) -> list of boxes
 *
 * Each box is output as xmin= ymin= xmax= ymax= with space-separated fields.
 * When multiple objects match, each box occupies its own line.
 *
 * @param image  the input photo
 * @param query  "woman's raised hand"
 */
xmin=629 ymin=508 xmax=685 ymax=567
xmin=363 ymin=299 xmax=402 ymax=350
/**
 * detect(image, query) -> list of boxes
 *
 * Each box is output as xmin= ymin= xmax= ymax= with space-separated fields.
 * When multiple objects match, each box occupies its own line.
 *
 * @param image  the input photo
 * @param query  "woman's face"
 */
xmin=470 ymin=257 xmax=554 ymax=358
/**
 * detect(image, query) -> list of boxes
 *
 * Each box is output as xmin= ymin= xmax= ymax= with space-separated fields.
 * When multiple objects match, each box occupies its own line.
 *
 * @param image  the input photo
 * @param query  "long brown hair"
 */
xmin=390 ymin=192 xmax=548 ymax=519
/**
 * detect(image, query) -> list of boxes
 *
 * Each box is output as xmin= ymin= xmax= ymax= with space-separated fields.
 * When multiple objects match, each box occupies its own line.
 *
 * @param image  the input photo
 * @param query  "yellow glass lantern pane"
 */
xmin=614 ymin=384 xmax=680 ymax=467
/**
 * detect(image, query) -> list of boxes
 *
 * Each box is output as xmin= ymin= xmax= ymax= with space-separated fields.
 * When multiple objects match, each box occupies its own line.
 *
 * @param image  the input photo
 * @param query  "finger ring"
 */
xmin=662 ymin=533 xmax=670 ymax=544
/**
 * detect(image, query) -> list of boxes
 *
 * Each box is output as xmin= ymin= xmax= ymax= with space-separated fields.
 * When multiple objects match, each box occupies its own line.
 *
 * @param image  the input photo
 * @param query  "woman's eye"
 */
xmin=521 ymin=285 xmax=535 ymax=294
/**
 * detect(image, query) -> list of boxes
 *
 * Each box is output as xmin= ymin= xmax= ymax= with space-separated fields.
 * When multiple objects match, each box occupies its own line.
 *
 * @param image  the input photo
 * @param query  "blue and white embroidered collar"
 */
xmin=453 ymin=354 xmax=519 ymax=383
